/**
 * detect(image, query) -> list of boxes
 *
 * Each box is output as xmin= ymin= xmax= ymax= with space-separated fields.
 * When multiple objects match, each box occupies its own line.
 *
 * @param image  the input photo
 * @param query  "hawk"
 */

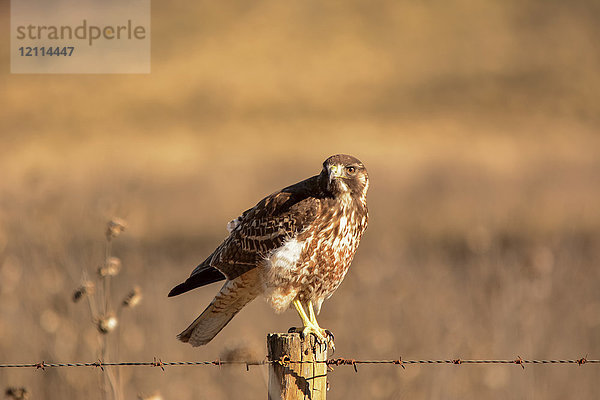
xmin=168 ymin=154 xmax=369 ymax=347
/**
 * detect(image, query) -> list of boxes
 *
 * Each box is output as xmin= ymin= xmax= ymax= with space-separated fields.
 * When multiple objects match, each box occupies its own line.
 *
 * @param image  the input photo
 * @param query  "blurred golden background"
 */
xmin=1 ymin=1 xmax=600 ymax=399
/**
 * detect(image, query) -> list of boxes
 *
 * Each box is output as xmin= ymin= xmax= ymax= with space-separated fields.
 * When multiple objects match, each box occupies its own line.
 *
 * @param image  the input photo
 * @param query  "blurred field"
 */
xmin=1 ymin=1 xmax=600 ymax=399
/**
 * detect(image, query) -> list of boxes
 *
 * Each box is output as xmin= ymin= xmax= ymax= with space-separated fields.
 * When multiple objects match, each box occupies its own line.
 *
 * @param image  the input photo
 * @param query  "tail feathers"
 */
xmin=168 ymin=267 xmax=226 ymax=297
xmin=177 ymin=277 xmax=259 ymax=346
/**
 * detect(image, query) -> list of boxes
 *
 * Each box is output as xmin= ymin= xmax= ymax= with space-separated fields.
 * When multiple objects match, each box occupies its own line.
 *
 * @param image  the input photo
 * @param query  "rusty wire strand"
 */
xmin=0 ymin=357 xmax=597 ymax=370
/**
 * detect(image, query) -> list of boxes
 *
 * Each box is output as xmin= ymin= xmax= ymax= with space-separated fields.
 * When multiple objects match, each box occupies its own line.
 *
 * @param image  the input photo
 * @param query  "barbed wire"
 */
xmin=0 ymin=356 xmax=597 ymax=372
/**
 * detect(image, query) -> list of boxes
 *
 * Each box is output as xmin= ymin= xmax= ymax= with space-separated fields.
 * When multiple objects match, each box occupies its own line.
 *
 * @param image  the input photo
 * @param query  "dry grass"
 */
xmin=1 ymin=1 xmax=600 ymax=399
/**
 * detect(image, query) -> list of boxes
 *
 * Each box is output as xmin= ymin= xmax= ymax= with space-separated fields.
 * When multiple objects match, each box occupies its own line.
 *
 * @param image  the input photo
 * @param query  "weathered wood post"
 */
xmin=267 ymin=333 xmax=328 ymax=400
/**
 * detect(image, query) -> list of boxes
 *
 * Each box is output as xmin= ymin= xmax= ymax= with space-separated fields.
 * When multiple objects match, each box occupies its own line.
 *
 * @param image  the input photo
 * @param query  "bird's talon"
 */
xmin=302 ymin=326 xmax=326 ymax=343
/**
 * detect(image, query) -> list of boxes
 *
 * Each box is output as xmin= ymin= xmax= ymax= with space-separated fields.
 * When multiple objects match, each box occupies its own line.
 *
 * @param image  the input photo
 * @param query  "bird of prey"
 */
xmin=168 ymin=154 xmax=369 ymax=347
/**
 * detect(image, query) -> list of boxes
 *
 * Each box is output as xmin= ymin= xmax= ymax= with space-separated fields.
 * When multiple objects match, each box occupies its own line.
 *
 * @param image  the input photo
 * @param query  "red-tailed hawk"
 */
xmin=169 ymin=154 xmax=369 ymax=347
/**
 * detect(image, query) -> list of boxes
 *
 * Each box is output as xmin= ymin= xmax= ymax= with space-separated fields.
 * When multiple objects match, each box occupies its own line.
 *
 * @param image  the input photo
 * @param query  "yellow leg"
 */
xmin=308 ymin=302 xmax=334 ymax=346
xmin=293 ymin=299 xmax=311 ymax=326
xmin=308 ymin=302 xmax=318 ymax=326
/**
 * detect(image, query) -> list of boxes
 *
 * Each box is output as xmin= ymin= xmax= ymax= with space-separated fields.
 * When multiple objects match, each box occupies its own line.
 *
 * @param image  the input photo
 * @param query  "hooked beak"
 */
xmin=328 ymin=164 xmax=343 ymax=182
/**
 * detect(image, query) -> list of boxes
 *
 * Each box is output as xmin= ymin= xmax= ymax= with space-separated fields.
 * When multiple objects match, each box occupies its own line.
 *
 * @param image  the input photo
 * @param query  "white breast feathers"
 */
xmin=266 ymin=237 xmax=303 ymax=271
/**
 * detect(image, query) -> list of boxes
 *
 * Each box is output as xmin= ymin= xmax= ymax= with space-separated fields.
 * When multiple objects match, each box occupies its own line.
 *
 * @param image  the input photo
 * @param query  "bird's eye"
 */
xmin=346 ymin=166 xmax=357 ymax=175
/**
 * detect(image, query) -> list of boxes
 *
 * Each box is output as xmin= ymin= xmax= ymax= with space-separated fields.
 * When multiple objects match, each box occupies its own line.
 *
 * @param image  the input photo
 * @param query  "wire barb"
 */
xmin=152 ymin=357 xmax=165 ymax=371
xmin=93 ymin=359 xmax=104 ymax=371
xmin=328 ymin=358 xmax=358 ymax=372
xmin=514 ymin=356 xmax=525 ymax=369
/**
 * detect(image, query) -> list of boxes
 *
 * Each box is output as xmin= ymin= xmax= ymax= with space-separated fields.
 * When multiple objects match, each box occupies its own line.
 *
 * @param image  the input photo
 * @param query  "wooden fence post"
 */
xmin=267 ymin=333 xmax=328 ymax=400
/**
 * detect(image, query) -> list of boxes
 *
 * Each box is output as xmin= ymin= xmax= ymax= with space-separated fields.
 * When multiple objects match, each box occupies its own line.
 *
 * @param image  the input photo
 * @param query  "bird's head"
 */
xmin=319 ymin=154 xmax=369 ymax=205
